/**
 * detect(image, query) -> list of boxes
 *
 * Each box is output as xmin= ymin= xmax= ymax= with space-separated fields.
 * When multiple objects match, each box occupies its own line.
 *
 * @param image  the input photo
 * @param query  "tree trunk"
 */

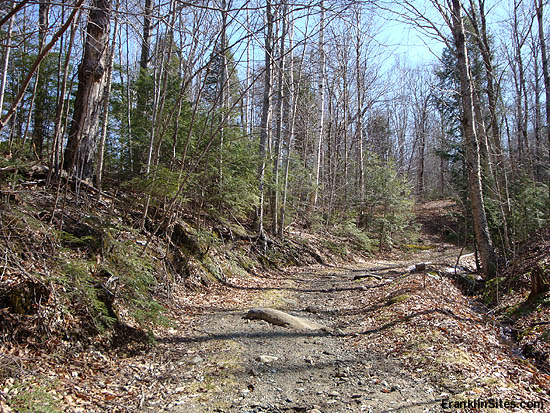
xmin=257 ymin=0 xmax=273 ymax=236
xmin=354 ymin=8 xmax=365 ymax=206
xmin=311 ymin=0 xmax=325 ymax=208
xmin=529 ymin=264 xmax=550 ymax=299
xmin=470 ymin=0 xmax=510 ymax=252
xmin=140 ymin=0 xmax=153 ymax=72
xmin=451 ymin=0 xmax=497 ymax=277
xmin=272 ymin=3 xmax=287 ymax=233
xmin=476 ymin=0 xmax=502 ymax=156
xmin=63 ymin=0 xmax=111 ymax=178
xmin=31 ymin=1 xmax=50 ymax=158
xmin=532 ymin=38 xmax=542 ymax=180
xmin=219 ymin=0 xmax=229 ymax=192
xmin=95 ymin=3 xmax=118 ymax=191
xmin=535 ymin=0 xmax=550 ymax=202
xmin=50 ymin=6 xmax=78 ymax=178
xmin=0 ymin=3 xmax=14 ymax=116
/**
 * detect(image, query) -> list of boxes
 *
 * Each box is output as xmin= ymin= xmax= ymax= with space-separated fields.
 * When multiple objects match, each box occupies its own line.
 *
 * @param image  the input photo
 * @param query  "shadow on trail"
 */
xmin=220 ymin=279 xmax=389 ymax=294
xmin=159 ymin=306 xmax=482 ymax=346
xmin=157 ymin=328 xmax=329 ymax=345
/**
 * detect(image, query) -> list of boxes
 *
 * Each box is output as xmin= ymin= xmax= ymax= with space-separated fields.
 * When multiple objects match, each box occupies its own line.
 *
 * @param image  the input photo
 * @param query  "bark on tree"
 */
xmin=451 ymin=0 xmax=497 ymax=277
xmin=219 ymin=0 xmax=229 ymax=190
xmin=50 ymin=7 xmax=78 ymax=178
xmin=412 ymin=75 xmax=430 ymax=200
xmin=95 ymin=3 xmax=119 ymax=191
xmin=63 ymin=0 xmax=111 ymax=178
xmin=529 ymin=264 xmax=549 ymax=299
xmin=311 ymin=0 xmax=325 ymax=208
xmin=511 ymin=0 xmax=532 ymax=170
xmin=140 ymin=0 xmax=153 ymax=72
xmin=531 ymin=37 xmax=542 ymax=178
xmin=257 ymin=0 xmax=273 ymax=236
xmin=31 ymin=0 xmax=50 ymax=158
xmin=272 ymin=3 xmax=287 ymax=233
xmin=469 ymin=0 xmax=510 ymax=252
xmin=0 ymin=3 xmax=14 ymax=117
xmin=535 ymin=0 xmax=550 ymax=202
xmin=354 ymin=8 xmax=365 ymax=206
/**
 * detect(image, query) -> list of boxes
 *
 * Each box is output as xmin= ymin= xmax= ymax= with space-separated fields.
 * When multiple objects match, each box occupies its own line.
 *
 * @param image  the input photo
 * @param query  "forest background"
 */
xmin=0 ymin=0 xmax=549 ymax=346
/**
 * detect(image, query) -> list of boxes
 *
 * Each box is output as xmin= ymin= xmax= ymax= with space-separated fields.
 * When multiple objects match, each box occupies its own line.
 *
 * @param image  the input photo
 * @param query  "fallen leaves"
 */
xmin=342 ymin=255 xmax=550 ymax=404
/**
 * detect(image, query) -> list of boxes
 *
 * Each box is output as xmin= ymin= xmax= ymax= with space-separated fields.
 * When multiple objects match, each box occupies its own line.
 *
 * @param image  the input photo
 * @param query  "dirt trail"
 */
xmin=4 ymin=202 xmax=548 ymax=412
xmin=141 ymin=201 xmax=472 ymax=412
xmin=34 ymin=199 xmax=543 ymax=412
xmin=160 ymin=262 xmax=454 ymax=412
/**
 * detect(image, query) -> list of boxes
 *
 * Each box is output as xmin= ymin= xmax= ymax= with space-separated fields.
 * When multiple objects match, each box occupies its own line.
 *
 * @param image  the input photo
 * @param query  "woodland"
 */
xmin=0 ymin=0 xmax=549 ymax=411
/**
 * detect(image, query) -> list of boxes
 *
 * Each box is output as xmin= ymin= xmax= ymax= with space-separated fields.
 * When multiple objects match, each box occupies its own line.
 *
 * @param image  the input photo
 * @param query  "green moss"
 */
xmin=58 ymin=259 xmax=117 ymax=332
xmin=104 ymin=239 xmax=167 ymax=327
xmin=9 ymin=381 xmax=61 ymax=413
xmin=321 ymin=240 xmax=347 ymax=257
xmin=51 ymin=232 xmax=167 ymax=335
xmin=402 ymin=244 xmax=435 ymax=251
xmin=202 ymin=256 xmax=224 ymax=282
xmin=389 ymin=294 xmax=411 ymax=304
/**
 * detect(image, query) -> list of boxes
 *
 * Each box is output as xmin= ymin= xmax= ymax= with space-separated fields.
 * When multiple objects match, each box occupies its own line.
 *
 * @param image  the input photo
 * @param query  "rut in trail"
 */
xmin=164 ymin=268 xmax=444 ymax=413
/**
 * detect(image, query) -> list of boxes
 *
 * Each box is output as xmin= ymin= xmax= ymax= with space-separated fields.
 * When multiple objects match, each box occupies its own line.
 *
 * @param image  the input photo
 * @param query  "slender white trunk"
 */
xmin=50 ymin=7 xmax=78 ymax=177
xmin=451 ymin=0 xmax=497 ymax=277
xmin=272 ymin=3 xmax=287 ymax=232
xmin=312 ymin=0 xmax=325 ymax=207
xmin=354 ymin=8 xmax=365 ymax=204
xmin=0 ymin=3 xmax=14 ymax=116
xmin=535 ymin=0 xmax=550 ymax=202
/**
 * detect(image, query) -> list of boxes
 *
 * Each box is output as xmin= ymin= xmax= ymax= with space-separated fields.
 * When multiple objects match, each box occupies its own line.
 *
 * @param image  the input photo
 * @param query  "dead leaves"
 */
xmin=346 ymin=266 xmax=550 ymax=402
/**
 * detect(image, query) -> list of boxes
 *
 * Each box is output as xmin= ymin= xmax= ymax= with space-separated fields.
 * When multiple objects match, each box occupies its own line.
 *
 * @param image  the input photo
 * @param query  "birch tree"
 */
xmin=257 ymin=0 xmax=274 ymax=236
xmin=400 ymin=0 xmax=497 ymax=276
xmin=450 ymin=0 xmax=497 ymax=276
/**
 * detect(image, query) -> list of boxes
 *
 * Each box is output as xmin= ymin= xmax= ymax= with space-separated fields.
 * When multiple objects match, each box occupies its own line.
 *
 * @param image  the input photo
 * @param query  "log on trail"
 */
xmin=353 ymin=273 xmax=383 ymax=280
xmin=244 ymin=307 xmax=325 ymax=330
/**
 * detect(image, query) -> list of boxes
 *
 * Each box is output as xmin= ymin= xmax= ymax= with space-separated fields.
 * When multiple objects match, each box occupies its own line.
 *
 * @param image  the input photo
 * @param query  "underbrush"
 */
xmin=482 ymin=225 xmax=550 ymax=372
xmin=0 ymin=183 xmax=383 ymax=355
xmin=0 ymin=196 xmax=168 ymax=347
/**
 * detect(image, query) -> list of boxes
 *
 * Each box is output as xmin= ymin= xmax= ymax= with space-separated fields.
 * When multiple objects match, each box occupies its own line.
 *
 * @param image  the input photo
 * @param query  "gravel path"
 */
xmin=168 ymin=269 xmax=444 ymax=413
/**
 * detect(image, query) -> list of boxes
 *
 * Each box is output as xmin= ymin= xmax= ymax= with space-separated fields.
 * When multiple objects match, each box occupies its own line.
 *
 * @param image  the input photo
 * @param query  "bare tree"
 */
xmin=0 ymin=1 xmax=15 ymax=117
xmin=31 ymin=0 xmax=50 ymax=157
xmin=450 ymin=0 xmax=497 ymax=276
xmin=535 ymin=0 xmax=550 ymax=201
xmin=257 ymin=0 xmax=274 ymax=237
xmin=95 ymin=1 xmax=119 ymax=191
xmin=311 ymin=0 xmax=326 ymax=208
xmin=0 ymin=0 xmax=85 ymax=133
xmin=63 ymin=0 xmax=112 ymax=178
xmin=398 ymin=0 xmax=497 ymax=276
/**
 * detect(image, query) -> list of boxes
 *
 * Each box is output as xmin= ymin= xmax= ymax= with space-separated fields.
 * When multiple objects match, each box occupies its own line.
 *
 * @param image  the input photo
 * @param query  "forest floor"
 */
xmin=2 ymin=201 xmax=550 ymax=412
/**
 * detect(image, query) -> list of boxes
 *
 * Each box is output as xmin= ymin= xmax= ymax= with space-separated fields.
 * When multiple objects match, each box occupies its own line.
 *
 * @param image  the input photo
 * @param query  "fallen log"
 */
xmin=244 ymin=307 xmax=325 ymax=330
xmin=353 ymin=273 xmax=383 ymax=281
